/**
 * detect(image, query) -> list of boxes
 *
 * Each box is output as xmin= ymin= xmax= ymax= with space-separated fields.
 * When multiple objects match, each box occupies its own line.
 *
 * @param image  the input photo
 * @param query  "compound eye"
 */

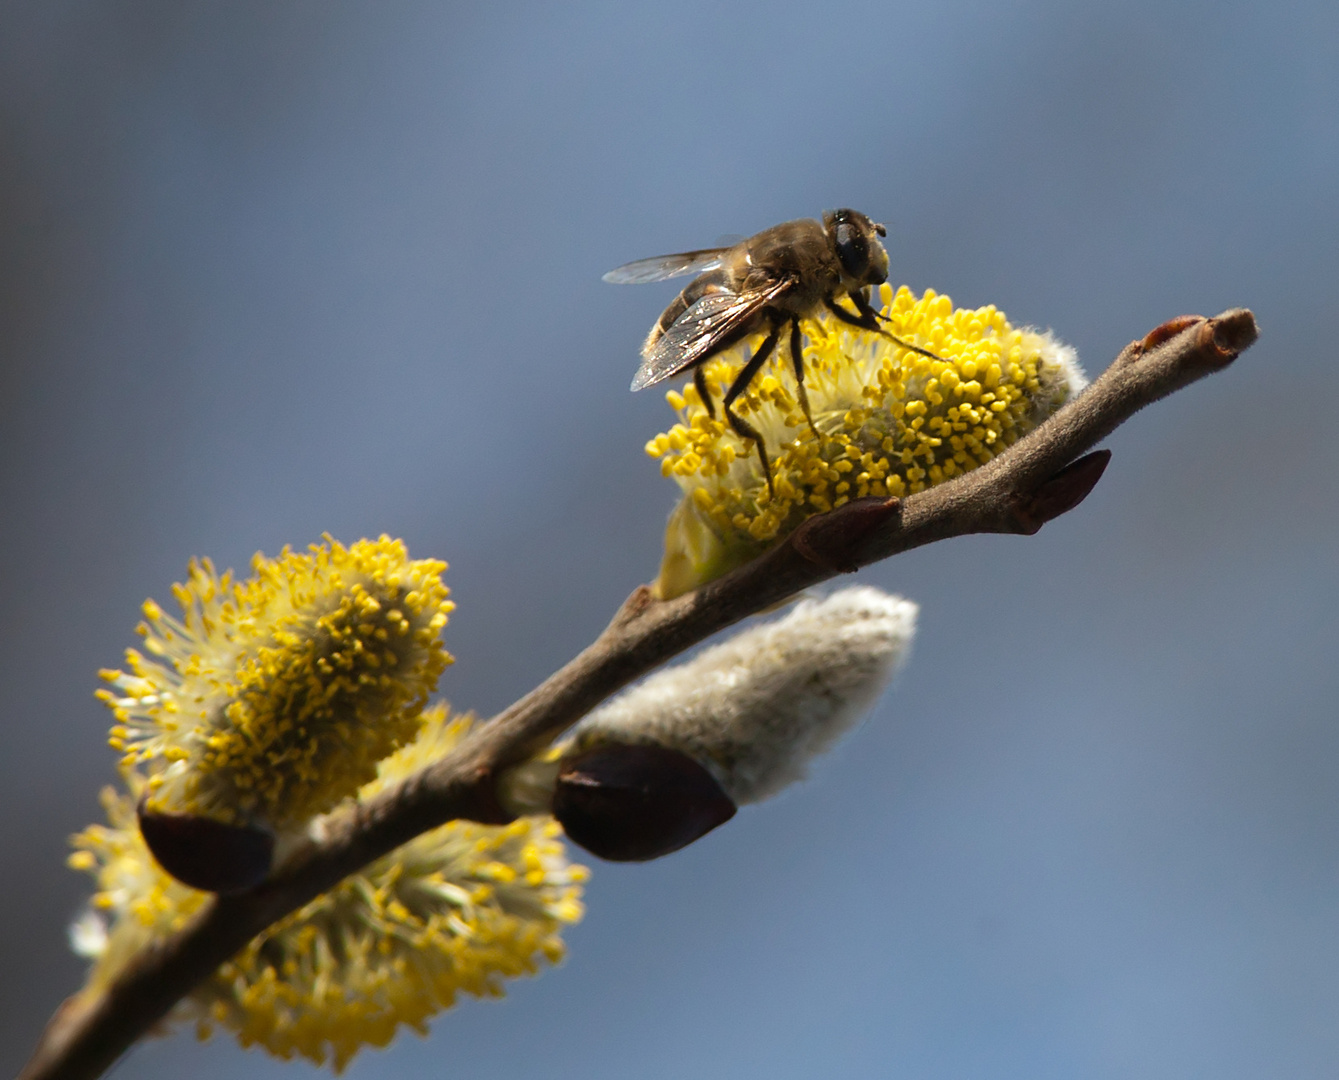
xmin=835 ymin=222 xmax=869 ymax=279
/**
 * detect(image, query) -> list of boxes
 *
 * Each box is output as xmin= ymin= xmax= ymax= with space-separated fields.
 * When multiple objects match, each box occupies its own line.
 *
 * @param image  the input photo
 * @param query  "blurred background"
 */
xmin=2 ymin=1 xmax=1336 ymax=1077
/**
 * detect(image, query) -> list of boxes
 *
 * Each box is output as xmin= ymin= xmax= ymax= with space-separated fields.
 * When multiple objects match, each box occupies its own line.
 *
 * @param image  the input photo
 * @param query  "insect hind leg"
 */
xmin=723 ymin=320 xmax=783 ymax=498
xmin=693 ymin=366 xmax=716 ymax=418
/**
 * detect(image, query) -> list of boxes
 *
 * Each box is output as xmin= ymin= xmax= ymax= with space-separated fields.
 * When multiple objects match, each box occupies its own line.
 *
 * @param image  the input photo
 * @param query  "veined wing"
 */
xmin=602 ymin=247 xmax=729 ymax=285
xmin=630 ymin=278 xmax=793 ymax=391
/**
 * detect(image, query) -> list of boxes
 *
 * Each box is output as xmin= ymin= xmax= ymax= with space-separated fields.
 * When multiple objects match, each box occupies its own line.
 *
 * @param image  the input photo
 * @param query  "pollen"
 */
xmin=96 ymin=536 xmax=454 ymax=832
xmin=68 ymin=706 xmax=587 ymax=1071
xmin=649 ymin=285 xmax=1087 ymax=598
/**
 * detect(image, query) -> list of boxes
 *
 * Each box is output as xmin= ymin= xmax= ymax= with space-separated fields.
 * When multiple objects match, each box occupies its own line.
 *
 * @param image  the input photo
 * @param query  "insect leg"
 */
xmin=845 ymin=290 xmax=945 ymax=362
xmin=723 ymin=320 xmax=783 ymax=497
xmin=789 ymin=316 xmax=819 ymax=438
xmin=693 ymin=366 xmax=716 ymax=417
xmin=825 ymin=294 xmax=880 ymax=329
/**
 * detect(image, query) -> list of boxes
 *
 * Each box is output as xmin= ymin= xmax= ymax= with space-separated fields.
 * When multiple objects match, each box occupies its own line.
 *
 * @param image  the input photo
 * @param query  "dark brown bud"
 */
xmin=1010 ymin=449 xmax=1111 ymax=534
xmin=553 ymin=743 xmax=737 ymax=862
xmin=138 ymin=801 xmax=274 ymax=893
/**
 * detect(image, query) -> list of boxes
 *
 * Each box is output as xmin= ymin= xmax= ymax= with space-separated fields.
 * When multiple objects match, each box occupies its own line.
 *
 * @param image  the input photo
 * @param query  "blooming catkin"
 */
xmin=647 ymin=286 xmax=1086 ymax=597
xmin=97 ymin=536 xmax=453 ymax=835
xmin=69 ymin=706 xmax=587 ymax=1072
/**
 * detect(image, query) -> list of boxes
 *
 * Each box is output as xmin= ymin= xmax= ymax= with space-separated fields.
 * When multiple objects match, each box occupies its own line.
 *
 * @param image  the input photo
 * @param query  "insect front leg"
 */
xmin=832 ymin=290 xmax=945 ymax=362
xmin=722 ymin=319 xmax=783 ymax=498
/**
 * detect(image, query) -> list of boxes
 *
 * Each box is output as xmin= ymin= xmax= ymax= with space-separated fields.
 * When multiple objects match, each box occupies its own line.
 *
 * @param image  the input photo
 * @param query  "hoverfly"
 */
xmin=604 ymin=209 xmax=939 ymax=492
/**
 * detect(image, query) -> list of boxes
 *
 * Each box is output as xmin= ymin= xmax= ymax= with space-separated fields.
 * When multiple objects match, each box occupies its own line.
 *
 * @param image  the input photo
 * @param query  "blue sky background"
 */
xmin=2 ymin=1 xmax=1337 ymax=1077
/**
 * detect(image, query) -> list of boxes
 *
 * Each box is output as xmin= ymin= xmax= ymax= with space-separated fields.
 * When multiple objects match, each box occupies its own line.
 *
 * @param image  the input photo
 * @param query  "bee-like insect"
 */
xmin=604 ymin=209 xmax=939 ymax=492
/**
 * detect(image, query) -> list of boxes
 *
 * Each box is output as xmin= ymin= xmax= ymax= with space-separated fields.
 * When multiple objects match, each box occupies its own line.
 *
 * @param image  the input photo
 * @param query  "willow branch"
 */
xmin=20 ymin=309 xmax=1257 ymax=1080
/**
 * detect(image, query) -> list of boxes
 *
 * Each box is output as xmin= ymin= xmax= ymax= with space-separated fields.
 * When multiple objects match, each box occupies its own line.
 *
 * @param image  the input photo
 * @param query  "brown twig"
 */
xmin=19 ymin=309 xmax=1257 ymax=1080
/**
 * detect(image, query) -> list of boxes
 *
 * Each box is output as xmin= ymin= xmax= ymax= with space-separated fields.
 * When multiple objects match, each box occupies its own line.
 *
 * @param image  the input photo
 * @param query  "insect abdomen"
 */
xmin=641 ymin=268 xmax=732 ymax=359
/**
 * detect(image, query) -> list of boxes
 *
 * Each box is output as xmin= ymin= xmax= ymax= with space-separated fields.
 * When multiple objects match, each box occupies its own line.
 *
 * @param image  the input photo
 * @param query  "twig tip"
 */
xmin=1210 ymin=308 xmax=1258 ymax=355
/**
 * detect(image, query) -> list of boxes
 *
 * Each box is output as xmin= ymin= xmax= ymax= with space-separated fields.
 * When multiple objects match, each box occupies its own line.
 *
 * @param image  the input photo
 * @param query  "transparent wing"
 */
xmin=602 ymin=248 xmax=729 ymax=285
xmin=630 ymin=279 xmax=793 ymax=391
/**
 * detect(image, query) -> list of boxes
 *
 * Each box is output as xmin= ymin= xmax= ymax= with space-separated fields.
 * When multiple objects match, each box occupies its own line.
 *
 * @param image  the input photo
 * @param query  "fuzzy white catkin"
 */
xmin=566 ymin=586 xmax=917 ymax=805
